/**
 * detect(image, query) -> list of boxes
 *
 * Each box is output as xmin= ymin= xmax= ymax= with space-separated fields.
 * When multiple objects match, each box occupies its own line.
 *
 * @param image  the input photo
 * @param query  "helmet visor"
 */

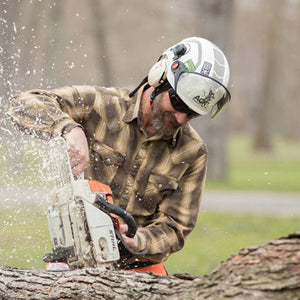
xmin=175 ymin=72 xmax=231 ymax=118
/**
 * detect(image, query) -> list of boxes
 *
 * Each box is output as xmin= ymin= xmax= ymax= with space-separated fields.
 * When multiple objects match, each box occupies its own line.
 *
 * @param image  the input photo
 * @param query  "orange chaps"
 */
xmin=126 ymin=262 xmax=167 ymax=276
xmin=46 ymin=262 xmax=167 ymax=276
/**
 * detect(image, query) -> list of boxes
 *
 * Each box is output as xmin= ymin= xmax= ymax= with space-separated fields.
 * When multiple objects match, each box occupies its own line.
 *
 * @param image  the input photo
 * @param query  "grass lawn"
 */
xmin=0 ymin=134 xmax=299 ymax=192
xmin=206 ymin=135 xmax=300 ymax=192
xmin=1 ymin=207 xmax=299 ymax=276
xmin=0 ymin=134 xmax=299 ymax=274
xmin=165 ymin=211 xmax=300 ymax=275
xmin=0 ymin=208 xmax=51 ymax=269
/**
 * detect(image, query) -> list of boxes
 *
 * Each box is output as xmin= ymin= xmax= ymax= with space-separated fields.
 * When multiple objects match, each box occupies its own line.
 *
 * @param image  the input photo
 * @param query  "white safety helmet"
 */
xmin=146 ymin=37 xmax=231 ymax=118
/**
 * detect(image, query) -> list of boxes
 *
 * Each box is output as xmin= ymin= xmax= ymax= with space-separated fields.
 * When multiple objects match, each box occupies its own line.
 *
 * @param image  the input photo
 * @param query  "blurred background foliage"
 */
xmin=1 ymin=0 xmax=299 ymax=181
xmin=0 ymin=0 xmax=299 ymax=275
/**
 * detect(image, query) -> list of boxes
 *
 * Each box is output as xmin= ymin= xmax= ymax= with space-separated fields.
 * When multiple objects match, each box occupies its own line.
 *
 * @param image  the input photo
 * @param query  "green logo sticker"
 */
xmin=184 ymin=59 xmax=196 ymax=72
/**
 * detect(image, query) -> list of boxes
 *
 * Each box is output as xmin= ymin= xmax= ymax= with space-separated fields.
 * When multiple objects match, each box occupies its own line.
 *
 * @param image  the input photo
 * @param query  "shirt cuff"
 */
xmin=136 ymin=229 xmax=148 ymax=252
xmin=51 ymin=118 xmax=82 ymax=137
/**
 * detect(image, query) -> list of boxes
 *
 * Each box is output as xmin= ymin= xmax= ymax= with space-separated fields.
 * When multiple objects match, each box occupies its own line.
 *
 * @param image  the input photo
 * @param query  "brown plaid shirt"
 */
xmin=7 ymin=85 xmax=207 ymax=263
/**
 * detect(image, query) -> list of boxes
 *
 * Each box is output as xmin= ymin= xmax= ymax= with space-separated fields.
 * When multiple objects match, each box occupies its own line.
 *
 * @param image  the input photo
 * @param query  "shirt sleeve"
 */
xmin=6 ymin=85 xmax=97 ymax=139
xmin=135 ymin=147 xmax=207 ymax=263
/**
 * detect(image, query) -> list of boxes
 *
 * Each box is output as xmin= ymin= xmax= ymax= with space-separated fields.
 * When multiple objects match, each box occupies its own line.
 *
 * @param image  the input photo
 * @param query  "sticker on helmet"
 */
xmin=200 ymin=61 xmax=212 ymax=77
xmin=184 ymin=59 xmax=196 ymax=72
xmin=193 ymin=90 xmax=215 ymax=108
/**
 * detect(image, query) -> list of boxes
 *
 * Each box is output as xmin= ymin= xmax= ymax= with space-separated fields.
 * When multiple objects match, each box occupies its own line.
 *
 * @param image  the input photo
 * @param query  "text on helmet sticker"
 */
xmin=200 ymin=61 xmax=212 ymax=77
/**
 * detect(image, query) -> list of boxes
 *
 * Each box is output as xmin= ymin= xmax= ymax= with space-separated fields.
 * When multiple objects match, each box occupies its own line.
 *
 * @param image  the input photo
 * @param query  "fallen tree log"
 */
xmin=1 ymin=233 xmax=300 ymax=299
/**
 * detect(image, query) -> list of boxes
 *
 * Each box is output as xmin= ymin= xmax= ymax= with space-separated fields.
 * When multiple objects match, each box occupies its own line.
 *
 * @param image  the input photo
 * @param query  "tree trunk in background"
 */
xmin=280 ymin=1 xmax=300 ymax=140
xmin=1 ymin=1 xmax=300 ymax=144
xmin=43 ymin=0 xmax=65 ymax=87
xmin=1 ymin=233 xmax=300 ymax=299
xmin=0 ymin=1 xmax=23 ymax=172
xmin=0 ymin=1 xmax=21 ymax=103
xmin=253 ymin=0 xmax=282 ymax=150
xmin=191 ymin=0 xmax=233 ymax=181
xmin=88 ymin=0 xmax=112 ymax=86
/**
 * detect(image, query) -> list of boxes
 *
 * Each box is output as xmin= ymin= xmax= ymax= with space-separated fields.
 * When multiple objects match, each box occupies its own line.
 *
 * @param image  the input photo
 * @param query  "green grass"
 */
xmin=1 ymin=134 xmax=300 ymax=191
xmin=165 ymin=211 xmax=300 ymax=276
xmin=0 ymin=208 xmax=51 ymax=269
xmin=1 ymin=134 xmax=299 ymax=274
xmin=0 ymin=138 xmax=53 ymax=188
xmin=1 ymin=208 xmax=299 ymax=275
xmin=206 ymin=135 xmax=300 ymax=192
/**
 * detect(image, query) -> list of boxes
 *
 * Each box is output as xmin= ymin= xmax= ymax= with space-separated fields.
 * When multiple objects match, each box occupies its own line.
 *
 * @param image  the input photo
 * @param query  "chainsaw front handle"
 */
xmin=94 ymin=194 xmax=137 ymax=238
xmin=94 ymin=193 xmax=147 ymax=256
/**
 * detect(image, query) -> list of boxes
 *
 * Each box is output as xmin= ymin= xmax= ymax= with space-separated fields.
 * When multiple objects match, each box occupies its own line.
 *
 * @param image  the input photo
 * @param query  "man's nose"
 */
xmin=174 ymin=111 xmax=190 ymax=124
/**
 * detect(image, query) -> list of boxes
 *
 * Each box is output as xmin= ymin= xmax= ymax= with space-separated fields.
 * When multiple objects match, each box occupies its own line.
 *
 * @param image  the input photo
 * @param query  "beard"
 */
xmin=151 ymin=95 xmax=181 ymax=136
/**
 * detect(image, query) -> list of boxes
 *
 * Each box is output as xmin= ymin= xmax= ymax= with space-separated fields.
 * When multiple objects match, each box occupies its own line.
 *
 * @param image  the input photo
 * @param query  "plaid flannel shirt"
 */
xmin=7 ymin=85 xmax=207 ymax=263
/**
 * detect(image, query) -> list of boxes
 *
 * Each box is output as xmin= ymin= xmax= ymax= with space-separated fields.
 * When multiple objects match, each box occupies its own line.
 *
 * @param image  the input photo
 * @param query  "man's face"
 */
xmin=151 ymin=91 xmax=192 ymax=136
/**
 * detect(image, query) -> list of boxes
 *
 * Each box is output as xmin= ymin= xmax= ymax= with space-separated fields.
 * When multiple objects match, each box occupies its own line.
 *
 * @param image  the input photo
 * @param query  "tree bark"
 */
xmin=1 ymin=233 xmax=300 ymax=299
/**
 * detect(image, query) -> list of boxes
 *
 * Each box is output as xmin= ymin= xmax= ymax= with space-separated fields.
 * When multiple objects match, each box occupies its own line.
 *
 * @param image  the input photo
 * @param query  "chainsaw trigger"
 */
xmin=94 ymin=194 xmax=137 ymax=238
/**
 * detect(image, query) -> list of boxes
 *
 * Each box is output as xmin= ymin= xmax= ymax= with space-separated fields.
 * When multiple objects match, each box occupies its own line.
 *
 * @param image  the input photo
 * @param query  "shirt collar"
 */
xmin=123 ymin=84 xmax=145 ymax=123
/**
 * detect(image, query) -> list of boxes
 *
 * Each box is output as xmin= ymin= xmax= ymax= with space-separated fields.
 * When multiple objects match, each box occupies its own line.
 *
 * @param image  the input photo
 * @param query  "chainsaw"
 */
xmin=43 ymin=137 xmax=146 ymax=270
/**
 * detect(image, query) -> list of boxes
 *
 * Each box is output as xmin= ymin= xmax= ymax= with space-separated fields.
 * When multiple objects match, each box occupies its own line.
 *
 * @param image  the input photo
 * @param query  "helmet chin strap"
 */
xmin=150 ymin=81 xmax=170 ymax=108
xmin=129 ymin=77 xmax=170 ymax=109
xmin=129 ymin=76 xmax=148 ymax=98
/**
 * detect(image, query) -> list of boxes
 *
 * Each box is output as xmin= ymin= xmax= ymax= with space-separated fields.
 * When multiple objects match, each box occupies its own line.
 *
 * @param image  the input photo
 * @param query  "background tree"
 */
xmin=88 ymin=0 xmax=112 ymax=86
xmin=1 ymin=0 xmax=300 ymax=179
xmin=253 ymin=0 xmax=282 ymax=151
xmin=191 ymin=0 xmax=234 ymax=181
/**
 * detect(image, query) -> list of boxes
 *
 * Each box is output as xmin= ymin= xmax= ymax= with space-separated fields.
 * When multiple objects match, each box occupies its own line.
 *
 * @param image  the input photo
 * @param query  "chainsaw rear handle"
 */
xmin=95 ymin=194 xmax=137 ymax=238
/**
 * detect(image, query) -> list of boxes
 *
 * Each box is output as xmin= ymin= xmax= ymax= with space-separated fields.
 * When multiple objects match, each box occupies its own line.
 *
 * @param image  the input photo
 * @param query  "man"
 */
xmin=7 ymin=37 xmax=231 ymax=275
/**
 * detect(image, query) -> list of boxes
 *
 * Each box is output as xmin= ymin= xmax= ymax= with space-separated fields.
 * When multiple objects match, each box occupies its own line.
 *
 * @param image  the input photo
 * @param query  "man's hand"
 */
xmin=119 ymin=224 xmax=138 ymax=251
xmin=64 ymin=127 xmax=89 ymax=176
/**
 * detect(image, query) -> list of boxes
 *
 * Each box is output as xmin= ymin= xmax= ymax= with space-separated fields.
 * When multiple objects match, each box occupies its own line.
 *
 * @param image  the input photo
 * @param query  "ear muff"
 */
xmin=148 ymin=58 xmax=168 ymax=87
